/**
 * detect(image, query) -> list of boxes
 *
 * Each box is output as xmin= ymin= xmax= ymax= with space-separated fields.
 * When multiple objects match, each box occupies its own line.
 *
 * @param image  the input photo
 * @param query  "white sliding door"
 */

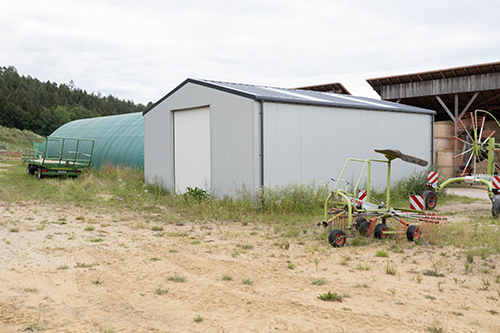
xmin=174 ymin=107 xmax=211 ymax=192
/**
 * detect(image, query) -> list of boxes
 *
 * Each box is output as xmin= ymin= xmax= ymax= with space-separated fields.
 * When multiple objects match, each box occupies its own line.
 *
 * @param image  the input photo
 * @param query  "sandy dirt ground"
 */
xmin=0 ymin=181 xmax=499 ymax=332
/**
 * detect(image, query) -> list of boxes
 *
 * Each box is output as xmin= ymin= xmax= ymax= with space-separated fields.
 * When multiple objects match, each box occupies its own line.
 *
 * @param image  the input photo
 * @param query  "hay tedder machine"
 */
xmin=421 ymin=110 xmax=500 ymax=218
xmin=321 ymin=149 xmax=447 ymax=247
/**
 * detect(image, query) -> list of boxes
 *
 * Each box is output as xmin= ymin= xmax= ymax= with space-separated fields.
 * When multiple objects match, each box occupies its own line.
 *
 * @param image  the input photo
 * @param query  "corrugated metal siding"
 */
xmin=263 ymin=102 xmax=432 ymax=190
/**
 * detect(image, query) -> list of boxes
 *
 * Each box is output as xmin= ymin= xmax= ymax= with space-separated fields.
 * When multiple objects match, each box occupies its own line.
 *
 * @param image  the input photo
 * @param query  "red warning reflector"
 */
xmin=427 ymin=171 xmax=438 ymax=187
xmin=409 ymin=195 xmax=425 ymax=211
xmin=357 ymin=190 xmax=367 ymax=201
xmin=493 ymin=176 xmax=500 ymax=190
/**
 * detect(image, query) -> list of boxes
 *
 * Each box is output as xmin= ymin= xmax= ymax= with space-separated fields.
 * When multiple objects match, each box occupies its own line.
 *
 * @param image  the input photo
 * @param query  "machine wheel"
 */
xmin=354 ymin=216 xmax=367 ymax=229
xmin=328 ymin=229 xmax=346 ymax=247
xmin=374 ymin=223 xmax=389 ymax=239
xmin=26 ymin=164 xmax=32 ymax=175
xmin=422 ymin=191 xmax=437 ymax=210
xmin=407 ymin=225 xmax=421 ymax=241
xmin=37 ymin=167 xmax=44 ymax=179
xmin=359 ymin=221 xmax=370 ymax=236
xmin=492 ymin=195 xmax=500 ymax=218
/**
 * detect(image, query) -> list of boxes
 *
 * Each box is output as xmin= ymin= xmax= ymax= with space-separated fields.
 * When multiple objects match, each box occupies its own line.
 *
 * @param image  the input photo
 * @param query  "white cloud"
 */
xmin=0 ymin=0 xmax=499 ymax=104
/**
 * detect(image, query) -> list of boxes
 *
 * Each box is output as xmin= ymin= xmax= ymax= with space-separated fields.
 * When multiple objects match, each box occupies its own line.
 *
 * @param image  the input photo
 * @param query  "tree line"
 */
xmin=0 ymin=66 xmax=149 ymax=137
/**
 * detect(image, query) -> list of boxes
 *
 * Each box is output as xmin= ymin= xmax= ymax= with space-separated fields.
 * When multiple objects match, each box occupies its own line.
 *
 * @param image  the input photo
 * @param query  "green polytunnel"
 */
xmin=48 ymin=112 xmax=144 ymax=168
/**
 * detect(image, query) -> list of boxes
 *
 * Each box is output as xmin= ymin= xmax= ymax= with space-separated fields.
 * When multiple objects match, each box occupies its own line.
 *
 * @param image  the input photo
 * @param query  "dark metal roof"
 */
xmin=143 ymin=78 xmax=435 ymax=116
xmin=293 ymin=82 xmax=351 ymax=95
xmin=366 ymin=61 xmax=500 ymax=89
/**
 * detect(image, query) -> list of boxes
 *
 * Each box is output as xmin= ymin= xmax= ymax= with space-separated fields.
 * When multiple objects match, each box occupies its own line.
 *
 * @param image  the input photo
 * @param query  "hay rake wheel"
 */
xmin=453 ymin=111 xmax=497 ymax=176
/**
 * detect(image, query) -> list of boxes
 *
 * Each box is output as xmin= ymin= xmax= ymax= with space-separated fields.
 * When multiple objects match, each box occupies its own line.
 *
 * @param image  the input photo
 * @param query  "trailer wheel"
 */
xmin=407 ymin=225 xmax=421 ymax=241
xmin=359 ymin=221 xmax=370 ymax=236
xmin=328 ymin=229 xmax=346 ymax=247
xmin=492 ymin=195 xmax=500 ymax=218
xmin=37 ymin=167 xmax=44 ymax=179
xmin=374 ymin=223 xmax=388 ymax=239
xmin=354 ymin=216 xmax=367 ymax=229
xmin=422 ymin=191 xmax=437 ymax=210
xmin=26 ymin=164 xmax=33 ymax=175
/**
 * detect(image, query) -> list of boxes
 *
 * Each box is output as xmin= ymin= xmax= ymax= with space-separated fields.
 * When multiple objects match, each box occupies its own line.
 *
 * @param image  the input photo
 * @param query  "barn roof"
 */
xmin=366 ymin=61 xmax=500 ymax=121
xmin=143 ymin=78 xmax=435 ymax=116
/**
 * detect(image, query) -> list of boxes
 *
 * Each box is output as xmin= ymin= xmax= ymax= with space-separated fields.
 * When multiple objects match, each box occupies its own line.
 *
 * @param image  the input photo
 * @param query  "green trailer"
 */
xmin=22 ymin=137 xmax=95 ymax=179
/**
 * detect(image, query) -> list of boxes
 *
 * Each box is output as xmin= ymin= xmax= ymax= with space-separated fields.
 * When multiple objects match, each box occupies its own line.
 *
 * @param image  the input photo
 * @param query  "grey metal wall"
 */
xmin=263 ymin=102 xmax=432 ymax=190
xmin=144 ymin=82 xmax=261 ymax=195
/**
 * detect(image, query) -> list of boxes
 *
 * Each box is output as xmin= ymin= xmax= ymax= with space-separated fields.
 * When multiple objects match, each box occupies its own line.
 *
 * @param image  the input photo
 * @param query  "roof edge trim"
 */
xmin=142 ymin=78 xmax=258 ymax=116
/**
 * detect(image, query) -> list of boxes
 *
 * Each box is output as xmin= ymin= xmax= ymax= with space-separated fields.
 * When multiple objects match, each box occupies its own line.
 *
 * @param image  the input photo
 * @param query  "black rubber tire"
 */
xmin=422 ymin=190 xmax=437 ymax=210
xmin=407 ymin=225 xmax=421 ymax=241
xmin=328 ymin=229 xmax=346 ymax=247
xmin=354 ymin=216 xmax=367 ymax=229
xmin=26 ymin=164 xmax=32 ymax=175
xmin=492 ymin=195 xmax=500 ymax=218
xmin=374 ymin=223 xmax=389 ymax=239
xmin=37 ymin=167 xmax=44 ymax=179
xmin=359 ymin=221 xmax=370 ymax=236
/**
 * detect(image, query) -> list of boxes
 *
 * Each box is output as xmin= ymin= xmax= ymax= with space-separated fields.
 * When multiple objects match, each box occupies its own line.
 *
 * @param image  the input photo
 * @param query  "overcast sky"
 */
xmin=1 ymin=0 xmax=499 ymax=105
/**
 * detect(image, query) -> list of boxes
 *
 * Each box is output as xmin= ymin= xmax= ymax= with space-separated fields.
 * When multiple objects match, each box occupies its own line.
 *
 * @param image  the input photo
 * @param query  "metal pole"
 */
xmin=454 ymin=94 xmax=459 ymax=176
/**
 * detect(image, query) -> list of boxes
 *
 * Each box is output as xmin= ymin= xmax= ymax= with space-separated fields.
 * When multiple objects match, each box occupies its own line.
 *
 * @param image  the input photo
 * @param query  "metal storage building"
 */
xmin=143 ymin=79 xmax=435 ymax=196
xmin=49 ymin=112 xmax=144 ymax=168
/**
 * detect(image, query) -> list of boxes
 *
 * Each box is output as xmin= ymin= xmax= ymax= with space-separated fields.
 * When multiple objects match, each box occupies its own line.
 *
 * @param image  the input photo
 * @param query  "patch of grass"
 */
xmin=9 ymin=227 xmax=19 ymax=232
xmin=340 ymin=255 xmax=351 ymax=265
xmin=311 ymin=278 xmax=325 ymax=286
xmin=155 ymin=287 xmax=168 ymax=295
xmin=152 ymin=226 xmax=164 ymax=231
xmin=75 ymin=216 xmax=85 ymax=221
xmin=24 ymin=287 xmax=38 ymax=292
xmin=466 ymin=250 xmax=474 ymax=263
xmin=75 ymin=262 xmax=93 ymax=268
xmin=452 ymin=311 xmax=463 ymax=316
xmin=287 ymin=263 xmax=295 ymax=269
xmin=274 ymin=239 xmax=290 ymax=250
xmin=376 ymin=250 xmax=389 ymax=258
xmin=56 ymin=265 xmax=69 ymax=270
xmin=424 ymin=261 xmax=445 ymax=277
xmin=150 ymin=257 xmax=161 ymax=261
xmin=23 ymin=322 xmax=43 ymax=331
xmin=355 ymin=283 xmax=369 ymax=288
xmin=194 ymin=315 xmax=203 ymax=323
xmin=222 ymin=275 xmax=233 ymax=281
xmin=356 ymin=261 xmax=372 ymax=271
xmin=92 ymin=278 xmax=101 ymax=285
xmin=242 ymin=278 xmax=253 ymax=285
xmin=426 ymin=295 xmax=436 ymax=301
xmin=238 ymin=244 xmax=254 ymax=250
xmin=169 ymin=249 xmax=178 ymax=253
xmin=488 ymin=309 xmax=499 ymax=315
xmin=350 ymin=236 xmax=368 ymax=247
xmin=317 ymin=291 xmax=343 ymax=302
xmin=84 ymin=226 xmax=95 ymax=231
xmin=167 ymin=275 xmax=186 ymax=283
xmin=427 ymin=322 xmax=444 ymax=333
xmin=385 ymin=262 xmax=397 ymax=275
xmin=191 ymin=240 xmax=201 ymax=245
